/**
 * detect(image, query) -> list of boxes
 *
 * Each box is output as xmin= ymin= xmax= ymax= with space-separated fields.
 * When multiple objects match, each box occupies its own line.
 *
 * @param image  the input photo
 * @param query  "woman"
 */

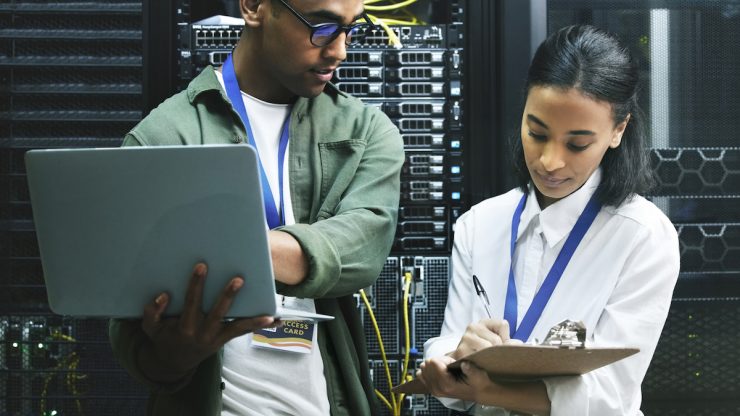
xmin=417 ymin=25 xmax=679 ymax=416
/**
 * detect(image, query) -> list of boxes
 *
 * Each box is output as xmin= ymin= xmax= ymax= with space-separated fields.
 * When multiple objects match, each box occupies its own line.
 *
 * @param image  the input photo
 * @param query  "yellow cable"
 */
xmin=364 ymin=0 xmax=422 ymax=25
xmin=364 ymin=0 xmax=402 ymax=4
xmin=40 ymin=351 xmax=79 ymax=415
xmin=366 ymin=14 xmax=402 ymax=48
xmin=397 ymin=272 xmax=413 ymax=415
xmin=372 ymin=18 xmax=418 ymax=25
xmin=39 ymin=331 xmax=85 ymax=415
xmin=375 ymin=388 xmax=394 ymax=411
xmin=40 ymin=367 xmax=54 ymax=414
xmin=364 ymin=0 xmax=418 ymax=11
xmin=52 ymin=330 xmax=76 ymax=342
xmin=361 ymin=271 xmax=415 ymax=415
xmin=400 ymin=7 xmax=421 ymax=24
xmin=360 ymin=288 xmax=398 ymax=414
xmin=67 ymin=352 xmax=84 ymax=415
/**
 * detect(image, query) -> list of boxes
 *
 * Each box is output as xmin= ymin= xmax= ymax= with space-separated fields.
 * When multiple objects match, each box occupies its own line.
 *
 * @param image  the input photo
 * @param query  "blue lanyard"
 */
xmin=223 ymin=54 xmax=290 ymax=229
xmin=504 ymin=192 xmax=601 ymax=341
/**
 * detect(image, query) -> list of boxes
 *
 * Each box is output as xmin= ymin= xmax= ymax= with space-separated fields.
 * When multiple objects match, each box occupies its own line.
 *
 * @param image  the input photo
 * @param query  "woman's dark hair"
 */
xmin=512 ymin=24 xmax=656 ymax=207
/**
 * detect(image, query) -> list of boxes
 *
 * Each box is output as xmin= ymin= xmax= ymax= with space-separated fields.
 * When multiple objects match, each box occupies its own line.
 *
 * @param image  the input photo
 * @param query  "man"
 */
xmin=109 ymin=0 xmax=404 ymax=415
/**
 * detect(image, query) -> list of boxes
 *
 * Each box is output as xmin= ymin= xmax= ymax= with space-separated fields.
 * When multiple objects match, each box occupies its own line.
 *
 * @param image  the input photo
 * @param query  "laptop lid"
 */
xmin=26 ymin=144 xmax=309 ymax=319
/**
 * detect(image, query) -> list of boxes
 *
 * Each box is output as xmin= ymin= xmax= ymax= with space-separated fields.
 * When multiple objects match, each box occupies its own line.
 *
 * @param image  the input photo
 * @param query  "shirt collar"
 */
xmin=518 ymin=168 xmax=602 ymax=248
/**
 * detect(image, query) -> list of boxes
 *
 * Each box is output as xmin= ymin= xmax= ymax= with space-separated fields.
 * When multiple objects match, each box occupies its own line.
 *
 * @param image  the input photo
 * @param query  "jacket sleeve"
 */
xmin=108 ymin=319 xmax=199 ymax=393
xmin=276 ymin=110 xmax=403 ymax=299
xmin=543 ymin=215 xmax=680 ymax=416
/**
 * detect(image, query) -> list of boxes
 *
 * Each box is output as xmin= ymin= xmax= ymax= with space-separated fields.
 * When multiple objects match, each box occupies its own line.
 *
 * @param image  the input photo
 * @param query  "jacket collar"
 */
xmin=518 ymin=168 xmax=602 ymax=248
xmin=186 ymin=65 xmax=347 ymax=107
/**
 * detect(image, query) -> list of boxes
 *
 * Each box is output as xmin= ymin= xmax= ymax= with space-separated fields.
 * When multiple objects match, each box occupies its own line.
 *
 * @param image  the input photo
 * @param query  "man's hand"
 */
xmin=139 ymin=263 xmax=276 ymax=382
xmin=450 ymin=319 xmax=511 ymax=360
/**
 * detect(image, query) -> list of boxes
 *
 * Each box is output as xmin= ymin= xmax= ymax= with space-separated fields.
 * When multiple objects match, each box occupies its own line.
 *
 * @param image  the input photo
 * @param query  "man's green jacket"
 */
xmin=109 ymin=66 xmax=404 ymax=416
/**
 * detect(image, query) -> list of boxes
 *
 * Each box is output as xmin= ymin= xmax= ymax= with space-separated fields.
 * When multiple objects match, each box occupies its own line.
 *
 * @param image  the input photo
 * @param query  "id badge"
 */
xmin=251 ymin=297 xmax=316 ymax=354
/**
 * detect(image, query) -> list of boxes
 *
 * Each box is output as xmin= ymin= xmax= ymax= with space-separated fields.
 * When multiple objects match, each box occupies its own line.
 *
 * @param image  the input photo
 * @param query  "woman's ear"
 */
xmin=610 ymin=114 xmax=630 ymax=148
xmin=240 ymin=0 xmax=265 ymax=28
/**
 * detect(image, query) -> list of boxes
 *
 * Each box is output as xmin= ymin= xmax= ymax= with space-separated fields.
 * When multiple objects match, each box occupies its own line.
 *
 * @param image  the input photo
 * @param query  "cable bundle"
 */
xmin=364 ymin=0 xmax=423 ymax=48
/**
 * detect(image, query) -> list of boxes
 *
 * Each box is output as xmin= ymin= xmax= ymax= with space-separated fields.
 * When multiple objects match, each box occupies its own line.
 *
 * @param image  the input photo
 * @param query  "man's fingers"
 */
xmin=142 ymin=292 xmax=168 ymax=337
xmin=218 ymin=315 xmax=275 ymax=344
xmin=202 ymin=277 xmax=244 ymax=339
xmin=180 ymin=263 xmax=207 ymax=331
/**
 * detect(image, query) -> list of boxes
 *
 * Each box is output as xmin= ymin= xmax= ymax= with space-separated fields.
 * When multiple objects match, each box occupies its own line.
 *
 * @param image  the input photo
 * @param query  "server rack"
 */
xmin=173 ymin=3 xmax=469 ymax=414
xmin=0 ymin=1 xmax=149 ymax=414
xmin=4 ymin=1 xmax=736 ymax=415
xmin=505 ymin=1 xmax=740 ymax=414
xmin=336 ymin=20 xmax=466 ymax=416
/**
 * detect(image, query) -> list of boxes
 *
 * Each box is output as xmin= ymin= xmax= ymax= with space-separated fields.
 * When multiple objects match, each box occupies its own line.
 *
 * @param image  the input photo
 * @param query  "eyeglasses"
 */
xmin=276 ymin=0 xmax=372 ymax=47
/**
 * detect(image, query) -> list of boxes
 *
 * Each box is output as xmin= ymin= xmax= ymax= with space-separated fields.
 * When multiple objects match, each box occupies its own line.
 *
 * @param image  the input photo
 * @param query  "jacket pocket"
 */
xmin=317 ymin=139 xmax=365 ymax=218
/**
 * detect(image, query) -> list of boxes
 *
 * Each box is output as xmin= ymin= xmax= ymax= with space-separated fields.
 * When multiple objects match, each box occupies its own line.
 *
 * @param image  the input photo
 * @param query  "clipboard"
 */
xmin=392 ymin=344 xmax=639 ymax=394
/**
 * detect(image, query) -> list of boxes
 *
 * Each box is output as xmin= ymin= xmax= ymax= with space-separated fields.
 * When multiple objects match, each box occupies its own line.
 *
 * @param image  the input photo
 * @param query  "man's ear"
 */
xmin=240 ymin=0 xmax=265 ymax=28
xmin=610 ymin=114 xmax=630 ymax=148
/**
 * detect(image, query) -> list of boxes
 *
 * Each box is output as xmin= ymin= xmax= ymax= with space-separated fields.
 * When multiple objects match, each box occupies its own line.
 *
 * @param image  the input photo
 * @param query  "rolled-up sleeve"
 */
xmin=277 ymin=111 xmax=404 ymax=299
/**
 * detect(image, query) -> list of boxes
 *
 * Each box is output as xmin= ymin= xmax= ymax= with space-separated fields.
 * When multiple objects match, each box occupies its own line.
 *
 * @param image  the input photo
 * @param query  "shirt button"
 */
xmin=232 ymin=136 xmax=243 ymax=144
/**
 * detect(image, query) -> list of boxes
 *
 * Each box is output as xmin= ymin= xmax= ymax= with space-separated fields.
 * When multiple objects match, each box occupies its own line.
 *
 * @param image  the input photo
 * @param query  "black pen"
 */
xmin=447 ymin=275 xmax=493 ymax=383
xmin=472 ymin=274 xmax=492 ymax=318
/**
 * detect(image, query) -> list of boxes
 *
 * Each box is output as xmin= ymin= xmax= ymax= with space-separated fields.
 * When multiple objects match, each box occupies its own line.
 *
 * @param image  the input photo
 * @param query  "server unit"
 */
xmin=335 ymin=25 xmax=466 ymax=254
xmin=0 ymin=0 xmax=149 ymax=413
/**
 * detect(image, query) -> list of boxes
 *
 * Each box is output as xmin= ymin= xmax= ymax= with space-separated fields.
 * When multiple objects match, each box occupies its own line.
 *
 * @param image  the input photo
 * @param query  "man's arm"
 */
xmin=277 ymin=119 xmax=404 ymax=299
xmin=269 ymin=230 xmax=308 ymax=285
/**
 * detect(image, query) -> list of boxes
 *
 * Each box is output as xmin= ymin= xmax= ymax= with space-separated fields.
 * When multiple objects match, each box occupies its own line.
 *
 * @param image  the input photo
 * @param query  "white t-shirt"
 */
xmin=215 ymin=71 xmax=330 ymax=416
xmin=424 ymin=169 xmax=680 ymax=416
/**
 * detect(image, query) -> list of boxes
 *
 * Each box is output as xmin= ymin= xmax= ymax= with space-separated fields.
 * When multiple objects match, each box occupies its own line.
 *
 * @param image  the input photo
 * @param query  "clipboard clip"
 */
xmin=542 ymin=319 xmax=586 ymax=349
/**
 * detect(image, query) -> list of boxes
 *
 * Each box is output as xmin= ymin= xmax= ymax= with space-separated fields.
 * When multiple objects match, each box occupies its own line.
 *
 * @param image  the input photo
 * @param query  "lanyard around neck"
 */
xmin=223 ymin=54 xmax=290 ymax=229
xmin=504 ymin=192 xmax=601 ymax=341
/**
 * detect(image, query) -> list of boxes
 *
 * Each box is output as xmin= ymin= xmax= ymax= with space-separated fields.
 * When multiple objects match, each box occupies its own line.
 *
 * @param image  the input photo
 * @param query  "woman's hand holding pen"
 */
xmin=449 ymin=318 xmax=511 ymax=360
xmin=417 ymin=318 xmax=527 ymax=405
xmin=416 ymin=355 xmax=488 ymax=402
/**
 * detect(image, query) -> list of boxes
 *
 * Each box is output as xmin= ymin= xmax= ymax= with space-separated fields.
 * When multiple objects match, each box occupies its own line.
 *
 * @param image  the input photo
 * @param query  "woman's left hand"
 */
xmin=416 ymin=355 xmax=494 ymax=402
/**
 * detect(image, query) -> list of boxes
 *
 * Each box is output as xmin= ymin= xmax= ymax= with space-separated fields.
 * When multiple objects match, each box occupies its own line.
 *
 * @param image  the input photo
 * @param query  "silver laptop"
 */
xmin=25 ymin=144 xmax=332 ymax=321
